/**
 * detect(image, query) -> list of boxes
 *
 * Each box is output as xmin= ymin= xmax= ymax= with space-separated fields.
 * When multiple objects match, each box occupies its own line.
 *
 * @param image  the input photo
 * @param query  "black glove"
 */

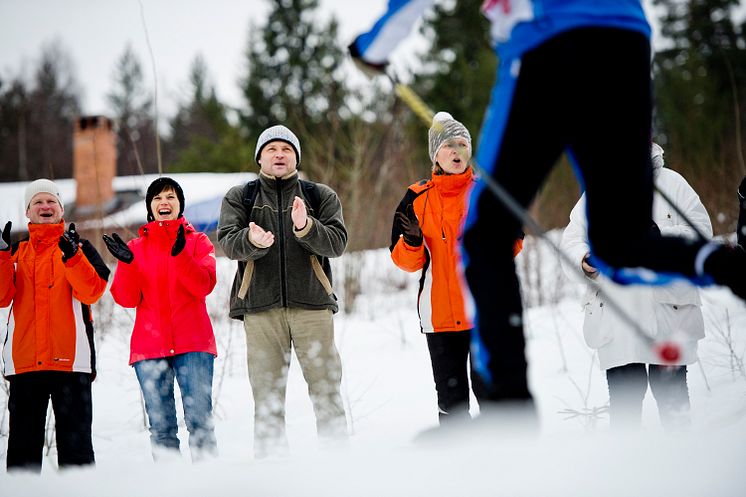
xmin=395 ymin=205 xmax=423 ymax=247
xmin=171 ymin=224 xmax=186 ymax=256
xmin=0 ymin=221 xmax=11 ymax=251
xmin=102 ymin=232 xmax=134 ymax=264
xmin=58 ymin=223 xmax=80 ymax=262
xmin=649 ymin=220 xmax=661 ymax=238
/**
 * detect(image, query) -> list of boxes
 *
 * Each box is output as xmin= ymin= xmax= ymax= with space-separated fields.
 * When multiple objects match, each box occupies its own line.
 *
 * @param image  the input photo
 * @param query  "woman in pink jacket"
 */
xmin=103 ymin=177 xmax=218 ymax=460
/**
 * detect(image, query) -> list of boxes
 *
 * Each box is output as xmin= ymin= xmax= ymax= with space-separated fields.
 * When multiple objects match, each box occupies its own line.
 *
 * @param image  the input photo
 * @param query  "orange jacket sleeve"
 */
xmin=63 ymin=241 xmax=109 ymax=305
xmin=391 ymin=237 xmax=427 ymax=272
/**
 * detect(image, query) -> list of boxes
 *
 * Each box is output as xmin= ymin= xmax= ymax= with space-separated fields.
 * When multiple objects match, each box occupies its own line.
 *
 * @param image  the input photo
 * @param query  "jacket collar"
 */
xmin=139 ymin=216 xmax=192 ymax=237
xmin=431 ymin=167 xmax=473 ymax=196
xmin=259 ymin=170 xmax=299 ymax=180
xmin=28 ymin=221 xmax=65 ymax=246
xmin=258 ymin=170 xmax=299 ymax=190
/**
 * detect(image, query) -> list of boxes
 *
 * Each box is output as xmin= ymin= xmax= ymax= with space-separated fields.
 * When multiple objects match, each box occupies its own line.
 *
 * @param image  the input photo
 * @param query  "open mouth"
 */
xmin=40 ymin=212 xmax=53 ymax=218
xmin=158 ymin=209 xmax=172 ymax=216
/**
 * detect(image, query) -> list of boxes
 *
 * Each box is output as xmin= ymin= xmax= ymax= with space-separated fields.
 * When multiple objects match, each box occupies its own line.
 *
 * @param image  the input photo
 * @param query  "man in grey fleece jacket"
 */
xmin=217 ymin=125 xmax=348 ymax=458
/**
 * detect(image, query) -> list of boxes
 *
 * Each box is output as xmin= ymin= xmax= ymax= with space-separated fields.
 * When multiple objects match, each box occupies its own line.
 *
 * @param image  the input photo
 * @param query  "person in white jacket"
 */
xmin=560 ymin=143 xmax=712 ymax=429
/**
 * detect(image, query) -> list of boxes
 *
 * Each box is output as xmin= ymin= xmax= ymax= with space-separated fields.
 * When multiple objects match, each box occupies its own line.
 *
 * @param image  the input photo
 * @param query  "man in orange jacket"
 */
xmin=0 ymin=179 xmax=109 ymax=472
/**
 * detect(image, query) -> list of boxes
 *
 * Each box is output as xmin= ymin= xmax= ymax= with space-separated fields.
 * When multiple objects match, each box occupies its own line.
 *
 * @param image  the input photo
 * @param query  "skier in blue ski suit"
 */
xmin=350 ymin=0 xmax=746 ymax=411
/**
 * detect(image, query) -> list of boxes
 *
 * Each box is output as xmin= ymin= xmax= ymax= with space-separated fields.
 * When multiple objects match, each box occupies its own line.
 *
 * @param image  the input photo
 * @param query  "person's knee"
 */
xmin=607 ymin=364 xmax=648 ymax=400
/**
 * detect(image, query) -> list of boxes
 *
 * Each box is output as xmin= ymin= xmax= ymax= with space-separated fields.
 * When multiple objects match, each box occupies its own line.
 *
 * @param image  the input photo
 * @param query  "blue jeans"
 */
xmin=133 ymin=352 xmax=217 ymax=458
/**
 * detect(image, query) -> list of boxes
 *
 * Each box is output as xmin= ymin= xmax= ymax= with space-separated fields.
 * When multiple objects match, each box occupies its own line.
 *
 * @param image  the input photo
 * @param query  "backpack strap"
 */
xmin=299 ymin=179 xmax=322 ymax=215
xmin=241 ymin=179 xmax=259 ymax=215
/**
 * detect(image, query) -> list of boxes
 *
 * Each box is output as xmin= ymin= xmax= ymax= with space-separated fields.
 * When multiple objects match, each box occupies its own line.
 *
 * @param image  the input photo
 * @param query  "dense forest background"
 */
xmin=1 ymin=0 xmax=744 ymax=250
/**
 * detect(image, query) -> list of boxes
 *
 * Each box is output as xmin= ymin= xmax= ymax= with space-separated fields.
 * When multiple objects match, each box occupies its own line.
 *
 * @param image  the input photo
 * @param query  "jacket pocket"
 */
xmin=310 ymin=255 xmax=334 ymax=296
xmin=582 ymin=290 xmax=612 ymax=349
xmin=654 ymin=303 xmax=705 ymax=341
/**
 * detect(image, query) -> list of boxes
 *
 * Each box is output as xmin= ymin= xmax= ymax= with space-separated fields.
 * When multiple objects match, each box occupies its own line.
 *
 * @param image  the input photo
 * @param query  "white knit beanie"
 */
xmin=428 ymin=112 xmax=472 ymax=164
xmin=255 ymin=125 xmax=301 ymax=166
xmin=24 ymin=179 xmax=64 ymax=209
xmin=651 ymin=142 xmax=664 ymax=170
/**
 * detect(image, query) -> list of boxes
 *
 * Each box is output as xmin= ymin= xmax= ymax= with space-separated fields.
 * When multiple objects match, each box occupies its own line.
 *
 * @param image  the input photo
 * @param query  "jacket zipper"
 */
xmin=440 ymin=201 xmax=456 ymax=327
xmin=276 ymin=180 xmax=288 ymax=307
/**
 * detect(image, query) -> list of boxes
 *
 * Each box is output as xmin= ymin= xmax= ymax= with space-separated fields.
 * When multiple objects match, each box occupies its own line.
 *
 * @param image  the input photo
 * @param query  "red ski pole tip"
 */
xmin=656 ymin=342 xmax=681 ymax=363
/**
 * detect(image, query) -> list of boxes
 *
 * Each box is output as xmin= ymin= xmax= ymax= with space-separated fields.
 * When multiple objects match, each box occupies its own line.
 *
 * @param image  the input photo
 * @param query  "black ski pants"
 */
xmin=606 ymin=363 xmax=690 ymax=429
xmin=6 ymin=371 xmax=95 ymax=472
xmin=463 ymin=27 xmax=707 ymax=403
xmin=426 ymin=330 xmax=473 ymax=423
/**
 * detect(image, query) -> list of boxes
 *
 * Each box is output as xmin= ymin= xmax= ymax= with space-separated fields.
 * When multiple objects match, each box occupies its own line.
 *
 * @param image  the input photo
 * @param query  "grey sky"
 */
xmin=1 ymin=1 xmax=742 ymax=124
xmin=0 ymin=0 xmax=410 ymax=119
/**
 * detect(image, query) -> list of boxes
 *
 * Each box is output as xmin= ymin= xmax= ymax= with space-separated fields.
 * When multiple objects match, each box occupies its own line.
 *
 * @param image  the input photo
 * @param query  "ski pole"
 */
xmin=386 ymin=72 xmax=682 ymax=363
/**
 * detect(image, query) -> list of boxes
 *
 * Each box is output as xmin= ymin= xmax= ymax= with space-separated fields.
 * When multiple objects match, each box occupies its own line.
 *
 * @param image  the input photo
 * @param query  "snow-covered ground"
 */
xmin=1 ymin=237 xmax=745 ymax=496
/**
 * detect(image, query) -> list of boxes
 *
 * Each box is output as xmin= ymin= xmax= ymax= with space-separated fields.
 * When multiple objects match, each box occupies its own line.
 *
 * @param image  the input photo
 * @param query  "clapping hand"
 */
xmin=292 ymin=196 xmax=308 ymax=231
xmin=58 ymin=223 xmax=80 ymax=262
xmin=171 ymin=225 xmax=186 ymax=256
xmin=102 ymin=232 xmax=134 ymax=264
xmin=248 ymin=222 xmax=274 ymax=248
xmin=395 ymin=205 xmax=423 ymax=247
xmin=0 ymin=221 xmax=11 ymax=251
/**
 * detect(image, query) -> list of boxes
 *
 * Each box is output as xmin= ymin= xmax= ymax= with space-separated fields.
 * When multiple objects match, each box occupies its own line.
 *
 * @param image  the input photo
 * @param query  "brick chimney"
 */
xmin=73 ymin=116 xmax=117 ymax=216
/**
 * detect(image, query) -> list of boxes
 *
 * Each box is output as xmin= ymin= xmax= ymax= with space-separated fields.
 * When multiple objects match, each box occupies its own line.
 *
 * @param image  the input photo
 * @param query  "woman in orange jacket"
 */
xmin=391 ymin=112 xmax=522 ymax=424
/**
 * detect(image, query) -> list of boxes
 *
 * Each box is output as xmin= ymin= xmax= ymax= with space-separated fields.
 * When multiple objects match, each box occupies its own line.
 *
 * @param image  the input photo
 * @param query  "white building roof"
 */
xmin=0 ymin=172 xmax=255 ymax=233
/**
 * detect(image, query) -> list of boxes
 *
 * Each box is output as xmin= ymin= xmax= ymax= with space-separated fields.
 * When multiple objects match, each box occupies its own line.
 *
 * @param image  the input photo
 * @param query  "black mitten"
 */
xmin=0 ymin=221 xmax=11 ymax=251
xmin=59 ymin=223 xmax=80 ymax=262
xmin=396 ymin=205 xmax=423 ymax=247
xmin=171 ymin=225 xmax=186 ymax=256
xmin=102 ymin=233 xmax=134 ymax=264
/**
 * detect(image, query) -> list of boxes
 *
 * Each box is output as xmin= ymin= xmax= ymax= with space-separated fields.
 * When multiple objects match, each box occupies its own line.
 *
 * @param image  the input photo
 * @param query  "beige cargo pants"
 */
xmin=243 ymin=307 xmax=347 ymax=458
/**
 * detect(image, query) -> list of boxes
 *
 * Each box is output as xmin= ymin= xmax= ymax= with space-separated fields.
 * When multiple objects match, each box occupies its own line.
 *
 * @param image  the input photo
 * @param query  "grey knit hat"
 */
xmin=24 ymin=179 xmax=64 ymax=209
xmin=255 ymin=125 xmax=301 ymax=166
xmin=428 ymin=112 xmax=471 ymax=164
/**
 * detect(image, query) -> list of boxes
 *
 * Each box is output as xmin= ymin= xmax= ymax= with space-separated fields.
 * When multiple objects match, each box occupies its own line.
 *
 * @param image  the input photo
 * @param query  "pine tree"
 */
xmin=652 ymin=0 xmax=746 ymax=232
xmin=166 ymin=55 xmax=249 ymax=173
xmin=411 ymin=0 xmax=496 ymax=150
xmin=238 ymin=0 xmax=348 ymax=143
xmin=26 ymin=43 xmax=82 ymax=180
xmin=106 ymin=45 xmax=159 ymax=175
xmin=409 ymin=1 xmax=581 ymax=228
xmin=0 ymin=76 xmax=31 ymax=181
xmin=653 ymin=0 xmax=746 ymax=166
